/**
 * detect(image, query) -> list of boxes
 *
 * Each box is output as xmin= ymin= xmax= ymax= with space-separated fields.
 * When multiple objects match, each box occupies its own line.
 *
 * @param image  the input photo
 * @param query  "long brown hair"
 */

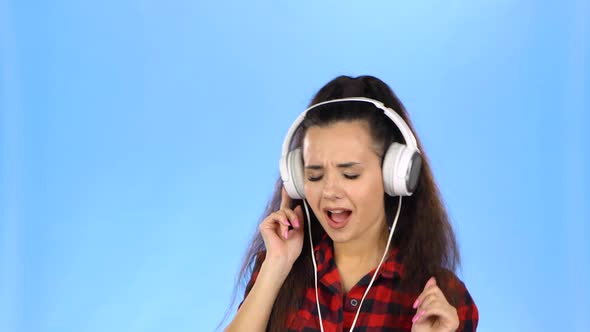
xmin=230 ymin=75 xmax=460 ymax=331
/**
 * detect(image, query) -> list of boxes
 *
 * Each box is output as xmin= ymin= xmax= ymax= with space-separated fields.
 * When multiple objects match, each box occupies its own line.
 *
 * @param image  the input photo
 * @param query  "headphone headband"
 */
xmin=280 ymin=97 xmax=419 ymax=163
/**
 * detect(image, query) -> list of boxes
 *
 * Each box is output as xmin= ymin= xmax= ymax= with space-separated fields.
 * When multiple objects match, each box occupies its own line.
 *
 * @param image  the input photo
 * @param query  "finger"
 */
xmin=414 ymin=305 xmax=458 ymax=327
xmin=271 ymin=209 xmax=298 ymax=230
xmin=413 ymin=286 xmax=444 ymax=310
xmin=413 ymin=288 xmax=455 ymax=325
xmin=418 ymin=296 xmax=444 ymax=314
xmin=274 ymin=211 xmax=292 ymax=239
xmin=261 ymin=212 xmax=291 ymax=239
xmin=283 ymin=208 xmax=301 ymax=229
xmin=294 ymin=205 xmax=304 ymax=226
xmin=286 ymin=218 xmax=305 ymax=239
xmin=413 ymin=278 xmax=442 ymax=309
xmin=423 ymin=276 xmax=436 ymax=291
xmin=417 ymin=293 xmax=439 ymax=312
xmin=269 ymin=211 xmax=291 ymax=228
xmin=280 ymin=186 xmax=293 ymax=210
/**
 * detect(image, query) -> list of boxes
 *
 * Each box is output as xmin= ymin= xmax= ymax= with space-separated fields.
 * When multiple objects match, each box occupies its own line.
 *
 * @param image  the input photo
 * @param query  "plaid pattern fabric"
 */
xmin=243 ymin=236 xmax=478 ymax=331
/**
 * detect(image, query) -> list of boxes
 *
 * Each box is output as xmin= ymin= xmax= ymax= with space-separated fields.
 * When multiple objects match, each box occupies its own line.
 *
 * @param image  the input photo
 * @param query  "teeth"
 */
xmin=329 ymin=209 xmax=345 ymax=213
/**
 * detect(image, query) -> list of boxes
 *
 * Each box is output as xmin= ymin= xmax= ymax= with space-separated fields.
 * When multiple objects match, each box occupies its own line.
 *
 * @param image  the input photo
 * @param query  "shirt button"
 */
xmin=350 ymin=299 xmax=358 ymax=307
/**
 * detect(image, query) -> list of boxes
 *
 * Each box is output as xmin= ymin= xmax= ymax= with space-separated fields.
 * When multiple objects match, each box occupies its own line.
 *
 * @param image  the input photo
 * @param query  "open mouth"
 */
xmin=326 ymin=209 xmax=352 ymax=224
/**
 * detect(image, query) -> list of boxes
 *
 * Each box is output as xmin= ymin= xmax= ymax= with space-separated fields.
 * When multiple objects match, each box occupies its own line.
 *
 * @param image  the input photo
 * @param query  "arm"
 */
xmin=226 ymin=188 xmax=305 ymax=331
xmin=224 ymin=258 xmax=291 ymax=332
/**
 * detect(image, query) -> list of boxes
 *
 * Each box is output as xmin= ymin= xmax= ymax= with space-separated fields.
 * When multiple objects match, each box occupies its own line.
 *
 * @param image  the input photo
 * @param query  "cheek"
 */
xmin=303 ymin=182 xmax=326 ymax=220
xmin=352 ymin=176 xmax=385 ymax=207
xmin=303 ymin=182 xmax=321 ymax=202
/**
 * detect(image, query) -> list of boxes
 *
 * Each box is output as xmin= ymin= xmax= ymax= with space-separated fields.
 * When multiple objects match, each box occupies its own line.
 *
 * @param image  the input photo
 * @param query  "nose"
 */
xmin=322 ymin=172 xmax=344 ymax=200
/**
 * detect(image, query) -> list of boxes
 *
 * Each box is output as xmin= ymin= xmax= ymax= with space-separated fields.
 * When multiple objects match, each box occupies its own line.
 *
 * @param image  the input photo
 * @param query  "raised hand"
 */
xmin=411 ymin=277 xmax=459 ymax=332
xmin=258 ymin=187 xmax=305 ymax=271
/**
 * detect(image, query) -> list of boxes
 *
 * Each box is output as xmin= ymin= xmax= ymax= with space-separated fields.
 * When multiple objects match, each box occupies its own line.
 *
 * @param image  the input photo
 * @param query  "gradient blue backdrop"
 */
xmin=1 ymin=1 xmax=588 ymax=331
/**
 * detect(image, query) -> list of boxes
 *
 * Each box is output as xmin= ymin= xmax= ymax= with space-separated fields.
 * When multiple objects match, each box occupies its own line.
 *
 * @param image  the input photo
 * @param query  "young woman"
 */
xmin=225 ymin=75 xmax=478 ymax=332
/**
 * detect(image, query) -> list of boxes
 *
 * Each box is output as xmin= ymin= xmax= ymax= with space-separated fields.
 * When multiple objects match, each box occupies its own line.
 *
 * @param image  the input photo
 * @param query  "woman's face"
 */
xmin=303 ymin=120 xmax=387 ymax=245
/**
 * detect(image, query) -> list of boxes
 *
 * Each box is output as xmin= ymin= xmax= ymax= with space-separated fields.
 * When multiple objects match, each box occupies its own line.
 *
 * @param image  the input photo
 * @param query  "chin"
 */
xmin=322 ymin=228 xmax=353 ymax=244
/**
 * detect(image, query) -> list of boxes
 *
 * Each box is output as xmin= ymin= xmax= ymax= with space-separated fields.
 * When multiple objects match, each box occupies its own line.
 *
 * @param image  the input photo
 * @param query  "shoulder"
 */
xmin=439 ymin=270 xmax=479 ymax=332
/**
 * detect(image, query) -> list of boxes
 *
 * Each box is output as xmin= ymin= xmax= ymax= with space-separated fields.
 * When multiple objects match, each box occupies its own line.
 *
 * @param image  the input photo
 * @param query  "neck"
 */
xmin=333 ymin=222 xmax=389 ymax=270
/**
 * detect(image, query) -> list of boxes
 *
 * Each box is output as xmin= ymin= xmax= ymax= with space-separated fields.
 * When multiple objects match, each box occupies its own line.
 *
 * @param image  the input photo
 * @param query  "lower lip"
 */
xmin=325 ymin=212 xmax=351 ymax=230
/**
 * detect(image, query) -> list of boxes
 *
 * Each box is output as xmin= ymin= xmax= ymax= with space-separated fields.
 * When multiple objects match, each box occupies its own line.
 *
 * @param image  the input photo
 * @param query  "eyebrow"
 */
xmin=304 ymin=162 xmax=362 ymax=170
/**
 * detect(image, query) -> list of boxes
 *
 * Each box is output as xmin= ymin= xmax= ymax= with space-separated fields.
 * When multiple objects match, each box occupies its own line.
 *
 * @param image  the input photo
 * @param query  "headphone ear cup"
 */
xmin=286 ymin=148 xmax=305 ymax=199
xmin=402 ymin=149 xmax=422 ymax=194
xmin=383 ymin=143 xmax=422 ymax=196
xmin=382 ymin=143 xmax=404 ymax=196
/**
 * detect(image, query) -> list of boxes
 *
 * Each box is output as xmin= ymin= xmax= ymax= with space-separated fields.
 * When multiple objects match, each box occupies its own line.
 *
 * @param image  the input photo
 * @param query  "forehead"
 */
xmin=302 ymin=121 xmax=377 ymax=163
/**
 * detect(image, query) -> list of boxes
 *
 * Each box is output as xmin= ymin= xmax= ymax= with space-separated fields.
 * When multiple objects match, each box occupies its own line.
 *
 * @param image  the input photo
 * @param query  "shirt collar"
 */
xmin=313 ymin=234 xmax=405 ymax=292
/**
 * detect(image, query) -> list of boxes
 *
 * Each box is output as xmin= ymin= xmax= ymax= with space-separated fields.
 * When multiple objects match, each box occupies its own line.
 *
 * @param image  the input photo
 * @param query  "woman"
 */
xmin=225 ymin=75 xmax=478 ymax=331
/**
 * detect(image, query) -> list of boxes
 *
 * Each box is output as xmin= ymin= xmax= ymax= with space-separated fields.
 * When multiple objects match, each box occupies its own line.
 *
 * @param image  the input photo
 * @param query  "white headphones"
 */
xmin=279 ymin=97 xmax=422 ymax=199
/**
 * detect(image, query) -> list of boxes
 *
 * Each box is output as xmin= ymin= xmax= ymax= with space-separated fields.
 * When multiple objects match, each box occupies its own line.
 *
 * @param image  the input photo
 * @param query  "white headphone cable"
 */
xmin=348 ymin=195 xmax=402 ymax=331
xmin=303 ymin=196 xmax=403 ymax=332
xmin=302 ymin=199 xmax=324 ymax=332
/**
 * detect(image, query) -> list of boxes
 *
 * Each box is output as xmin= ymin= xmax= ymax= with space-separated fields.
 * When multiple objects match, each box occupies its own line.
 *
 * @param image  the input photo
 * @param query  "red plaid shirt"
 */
xmin=244 ymin=235 xmax=478 ymax=331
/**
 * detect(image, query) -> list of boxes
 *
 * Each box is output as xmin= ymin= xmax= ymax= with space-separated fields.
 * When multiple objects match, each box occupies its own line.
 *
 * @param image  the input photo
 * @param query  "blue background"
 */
xmin=1 ymin=1 xmax=588 ymax=331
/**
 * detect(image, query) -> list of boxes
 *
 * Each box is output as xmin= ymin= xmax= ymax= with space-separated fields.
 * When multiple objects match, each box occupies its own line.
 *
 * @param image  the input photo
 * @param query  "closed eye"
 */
xmin=306 ymin=174 xmax=360 ymax=181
